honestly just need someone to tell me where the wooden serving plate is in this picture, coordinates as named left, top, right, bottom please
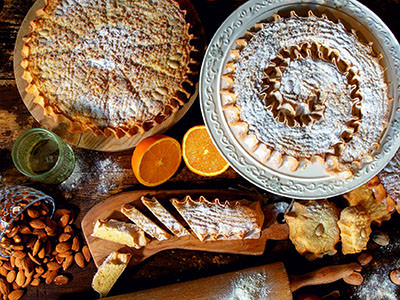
left=13, top=0, right=205, bottom=152
left=81, top=189, right=289, bottom=268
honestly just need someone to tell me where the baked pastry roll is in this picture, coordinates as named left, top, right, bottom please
left=170, top=196, right=264, bottom=241
left=338, top=206, right=372, bottom=254
left=121, top=204, right=171, bottom=241
left=92, top=251, right=131, bottom=298
left=285, top=200, right=340, bottom=260
left=141, top=196, right=190, bottom=237
left=378, top=150, right=400, bottom=214
left=222, top=10, right=391, bottom=179
left=344, top=176, right=394, bottom=225
left=92, top=219, right=148, bottom=249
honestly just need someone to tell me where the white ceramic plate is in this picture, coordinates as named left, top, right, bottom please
left=200, top=0, right=400, bottom=199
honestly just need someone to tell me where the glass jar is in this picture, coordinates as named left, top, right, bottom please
left=12, top=128, right=75, bottom=184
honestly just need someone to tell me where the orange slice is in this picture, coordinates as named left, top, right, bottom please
left=182, top=125, right=229, bottom=176
left=132, top=135, right=182, bottom=186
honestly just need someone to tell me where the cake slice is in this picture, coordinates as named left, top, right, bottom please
left=141, top=196, right=190, bottom=237
left=92, top=219, right=148, bottom=249
left=170, top=196, right=264, bottom=241
left=121, top=204, right=171, bottom=241
left=92, top=251, right=131, bottom=297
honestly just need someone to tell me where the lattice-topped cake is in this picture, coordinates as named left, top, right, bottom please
left=221, top=11, right=391, bottom=179
left=21, top=0, right=200, bottom=138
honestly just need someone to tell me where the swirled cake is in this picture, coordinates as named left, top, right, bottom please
left=221, top=11, right=391, bottom=179
left=21, top=0, right=201, bottom=138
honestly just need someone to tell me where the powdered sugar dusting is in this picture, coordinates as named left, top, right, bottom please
left=60, top=151, right=124, bottom=195
left=351, top=235, right=400, bottom=300
left=220, top=270, right=272, bottom=300
left=232, top=14, right=389, bottom=163
left=378, top=150, right=400, bottom=204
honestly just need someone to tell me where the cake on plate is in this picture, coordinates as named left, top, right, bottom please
left=21, top=0, right=201, bottom=138
left=221, top=11, right=391, bottom=179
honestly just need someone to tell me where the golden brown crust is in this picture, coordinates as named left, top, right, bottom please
left=285, top=200, right=340, bottom=260
left=21, top=0, right=201, bottom=138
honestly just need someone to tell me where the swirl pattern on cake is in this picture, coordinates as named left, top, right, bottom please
left=221, top=11, right=391, bottom=179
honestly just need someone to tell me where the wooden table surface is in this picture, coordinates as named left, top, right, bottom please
left=1, top=0, right=400, bottom=299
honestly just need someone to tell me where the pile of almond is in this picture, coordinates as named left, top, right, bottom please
left=0, top=201, right=91, bottom=300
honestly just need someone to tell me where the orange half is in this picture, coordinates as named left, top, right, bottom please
left=132, top=135, right=182, bottom=186
left=182, top=125, right=229, bottom=176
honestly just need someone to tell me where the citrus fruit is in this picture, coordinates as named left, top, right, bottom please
left=132, top=135, right=181, bottom=186
left=182, top=125, right=229, bottom=176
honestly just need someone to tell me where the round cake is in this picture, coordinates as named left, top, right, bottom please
left=221, top=11, right=391, bottom=180
left=21, top=0, right=200, bottom=138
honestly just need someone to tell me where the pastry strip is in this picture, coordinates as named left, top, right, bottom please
left=92, top=219, right=148, bottom=249
left=141, top=196, right=190, bottom=237
left=121, top=204, right=171, bottom=241
left=170, top=196, right=264, bottom=241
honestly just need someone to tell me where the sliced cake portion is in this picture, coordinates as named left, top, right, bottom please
left=92, top=219, right=148, bottom=249
left=121, top=204, right=171, bottom=241
left=170, top=196, right=264, bottom=241
left=141, top=196, right=190, bottom=237
left=92, top=251, right=131, bottom=298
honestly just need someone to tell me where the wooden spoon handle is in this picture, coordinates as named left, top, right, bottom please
left=289, top=262, right=361, bottom=292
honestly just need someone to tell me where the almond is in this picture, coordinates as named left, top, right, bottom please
left=27, top=208, right=40, bottom=219
left=54, top=209, right=72, bottom=219
left=2, top=262, right=12, bottom=271
left=0, top=266, right=7, bottom=277
left=55, top=242, right=71, bottom=253
left=12, top=251, right=25, bottom=259
left=29, top=219, right=46, bottom=229
left=10, top=256, right=15, bottom=269
left=8, top=289, right=24, bottom=300
left=64, top=225, right=73, bottom=234
left=19, top=225, right=31, bottom=235
left=358, top=253, right=373, bottom=266
left=59, top=215, right=70, bottom=228
left=21, top=257, right=33, bottom=274
left=55, top=255, right=64, bottom=265
left=71, top=237, right=80, bottom=252
left=32, top=239, right=40, bottom=257
left=82, top=245, right=91, bottom=263
left=47, top=262, right=61, bottom=271
left=34, top=266, right=44, bottom=278
left=343, top=272, right=363, bottom=286
left=0, top=278, right=10, bottom=296
left=45, top=270, right=58, bottom=285
left=54, top=275, right=69, bottom=285
left=58, top=233, right=71, bottom=243
left=74, top=252, right=85, bottom=268
left=11, top=282, right=19, bottom=290
left=33, top=229, right=47, bottom=241
left=14, top=258, right=23, bottom=269
left=58, top=251, right=73, bottom=258
left=390, top=269, right=400, bottom=285
left=15, top=270, right=25, bottom=287
left=22, top=274, right=32, bottom=288
left=28, top=253, right=41, bottom=265
left=62, top=255, right=73, bottom=271
left=30, top=278, right=40, bottom=287
left=37, top=247, right=45, bottom=259
left=6, top=271, right=16, bottom=283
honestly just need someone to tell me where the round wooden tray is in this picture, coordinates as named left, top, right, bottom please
left=13, top=0, right=203, bottom=152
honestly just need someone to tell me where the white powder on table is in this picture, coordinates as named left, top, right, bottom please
left=220, top=270, right=272, bottom=300
left=60, top=151, right=124, bottom=195
left=351, top=238, right=400, bottom=300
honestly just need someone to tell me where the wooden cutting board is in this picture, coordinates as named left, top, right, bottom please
left=81, top=189, right=289, bottom=267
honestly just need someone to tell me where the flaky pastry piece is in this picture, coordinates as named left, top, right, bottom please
left=337, top=206, right=372, bottom=255
left=121, top=204, right=171, bottom=241
left=92, top=251, right=131, bottom=298
left=378, top=150, right=400, bottom=214
left=221, top=11, right=391, bottom=179
left=170, top=196, right=264, bottom=241
left=344, top=176, right=395, bottom=225
left=285, top=200, right=340, bottom=260
left=141, top=196, right=190, bottom=237
left=92, top=219, right=148, bottom=249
